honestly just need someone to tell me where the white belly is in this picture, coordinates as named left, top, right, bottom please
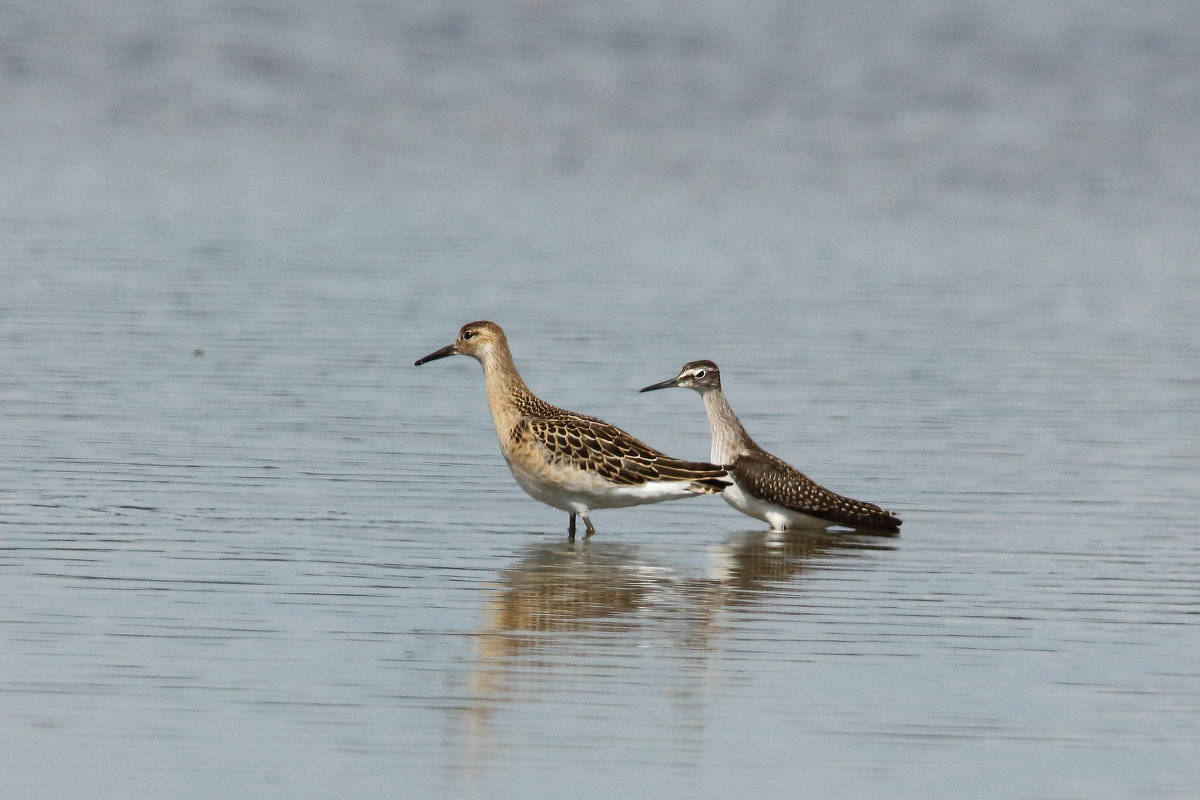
left=507, top=458, right=701, bottom=513
left=722, top=481, right=833, bottom=532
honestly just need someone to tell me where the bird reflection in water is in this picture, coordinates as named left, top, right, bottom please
left=454, top=529, right=895, bottom=763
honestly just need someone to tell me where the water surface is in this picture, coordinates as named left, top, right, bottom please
left=2, top=2, right=1198, bottom=798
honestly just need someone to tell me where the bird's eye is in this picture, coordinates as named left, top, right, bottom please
left=462, top=330, right=475, bottom=340
left=694, top=369, right=707, bottom=379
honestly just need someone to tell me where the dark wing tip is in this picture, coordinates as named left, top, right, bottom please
left=692, top=473, right=733, bottom=493
left=854, top=511, right=902, bottom=535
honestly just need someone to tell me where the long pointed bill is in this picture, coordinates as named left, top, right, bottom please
left=414, top=343, right=457, bottom=366
left=639, top=376, right=681, bottom=393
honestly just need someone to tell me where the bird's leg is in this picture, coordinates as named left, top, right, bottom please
left=581, top=512, right=596, bottom=539
left=567, top=513, right=577, bottom=542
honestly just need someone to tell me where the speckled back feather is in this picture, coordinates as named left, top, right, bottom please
left=734, top=451, right=901, bottom=532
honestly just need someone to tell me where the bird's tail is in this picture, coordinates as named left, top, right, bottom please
left=690, top=474, right=733, bottom=494
left=658, top=459, right=731, bottom=494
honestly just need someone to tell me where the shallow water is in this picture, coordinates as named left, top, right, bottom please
left=2, top=2, right=1199, bottom=798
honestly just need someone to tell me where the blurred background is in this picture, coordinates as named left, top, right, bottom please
left=2, top=2, right=1197, bottom=799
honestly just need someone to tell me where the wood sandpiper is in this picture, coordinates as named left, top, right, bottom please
left=641, top=360, right=901, bottom=534
left=415, top=323, right=731, bottom=540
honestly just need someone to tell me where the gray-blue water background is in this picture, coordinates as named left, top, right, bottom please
left=2, top=2, right=1197, bottom=798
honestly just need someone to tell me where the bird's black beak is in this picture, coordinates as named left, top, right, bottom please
left=414, top=343, right=457, bottom=366
left=639, top=376, right=681, bottom=393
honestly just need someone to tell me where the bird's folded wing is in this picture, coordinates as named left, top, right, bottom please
left=520, top=415, right=726, bottom=486
left=734, top=450, right=901, bottom=530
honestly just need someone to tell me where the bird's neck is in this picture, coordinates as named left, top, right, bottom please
left=702, top=389, right=756, bottom=464
left=479, top=345, right=542, bottom=439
